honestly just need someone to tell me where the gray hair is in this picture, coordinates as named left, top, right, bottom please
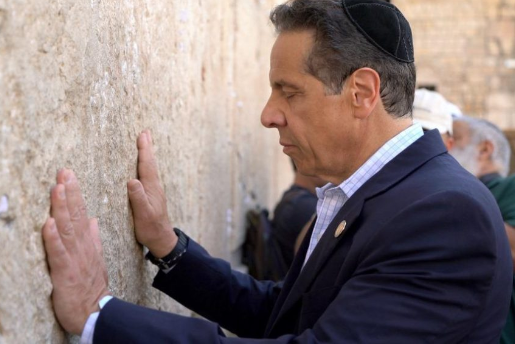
left=455, top=116, right=511, bottom=177
left=269, top=0, right=416, bottom=118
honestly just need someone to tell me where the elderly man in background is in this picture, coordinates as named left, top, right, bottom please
left=450, top=115, right=515, bottom=344
left=412, top=88, right=456, bottom=150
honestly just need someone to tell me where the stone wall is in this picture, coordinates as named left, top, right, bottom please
left=395, top=0, right=515, bottom=129
left=0, top=1, right=289, bottom=342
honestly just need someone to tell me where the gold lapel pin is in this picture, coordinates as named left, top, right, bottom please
left=334, top=220, right=347, bottom=238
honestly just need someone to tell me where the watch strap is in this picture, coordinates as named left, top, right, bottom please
left=145, top=228, right=188, bottom=271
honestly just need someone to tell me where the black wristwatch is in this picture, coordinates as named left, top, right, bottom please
left=145, top=228, right=188, bottom=270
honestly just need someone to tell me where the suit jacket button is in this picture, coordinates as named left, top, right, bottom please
left=334, top=220, right=347, bottom=238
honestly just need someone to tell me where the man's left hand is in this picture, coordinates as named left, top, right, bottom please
left=42, top=169, right=110, bottom=335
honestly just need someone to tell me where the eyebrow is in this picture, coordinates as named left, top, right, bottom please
left=272, top=79, right=302, bottom=90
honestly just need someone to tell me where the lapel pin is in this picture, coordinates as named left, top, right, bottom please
left=334, top=220, right=347, bottom=238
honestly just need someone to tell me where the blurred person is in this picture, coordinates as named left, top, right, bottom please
left=412, top=88, right=455, bottom=150
left=450, top=115, right=515, bottom=344
left=446, top=100, right=463, bottom=118
left=42, top=1, right=512, bottom=343
left=270, top=159, right=326, bottom=279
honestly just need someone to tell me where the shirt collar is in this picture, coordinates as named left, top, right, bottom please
left=316, top=123, right=424, bottom=200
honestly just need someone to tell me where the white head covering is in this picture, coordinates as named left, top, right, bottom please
left=445, top=101, right=463, bottom=118
left=412, top=89, right=456, bottom=135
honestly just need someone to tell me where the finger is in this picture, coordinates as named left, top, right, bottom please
left=89, top=218, right=104, bottom=257
left=61, top=170, right=89, bottom=238
left=136, top=130, right=161, bottom=188
left=51, top=184, right=78, bottom=251
left=42, top=218, right=71, bottom=271
left=127, top=179, right=150, bottom=215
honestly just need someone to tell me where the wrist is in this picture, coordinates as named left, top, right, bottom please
left=76, top=291, right=110, bottom=336
left=147, top=226, right=178, bottom=258
left=146, top=228, right=188, bottom=271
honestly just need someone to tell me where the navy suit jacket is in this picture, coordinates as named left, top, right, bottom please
left=94, top=130, right=512, bottom=343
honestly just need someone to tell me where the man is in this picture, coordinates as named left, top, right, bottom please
left=412, top=88, right=455, bottom=150
left=42, top=1, right=512, bottom=343
left=450, top=115, right=515, bottom=344
left=269, top=159, right=325, bottom=279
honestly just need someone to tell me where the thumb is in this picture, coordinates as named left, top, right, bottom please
left=127, top=179, right=150, bottom=215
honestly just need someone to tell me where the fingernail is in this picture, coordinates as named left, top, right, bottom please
left=140, top=132, right=147, bottom=144
left=64, top=170, right=72, bottom=183
left=128, top=180, right=140, bottom=192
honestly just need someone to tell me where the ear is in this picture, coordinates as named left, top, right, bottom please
left=347, top=68, right=381, bottom=119
left=444, top=134, right=454, bottom=151
left=478, top=140, right=494, bottom=161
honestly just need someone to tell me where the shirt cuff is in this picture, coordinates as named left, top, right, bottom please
left=80, top=295, right=113, bottom=344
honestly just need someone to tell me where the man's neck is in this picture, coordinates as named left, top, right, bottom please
left=328, top=117, right=414, bottom=185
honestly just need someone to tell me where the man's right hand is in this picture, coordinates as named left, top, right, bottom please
left=127, top=130, right=178, bottom=258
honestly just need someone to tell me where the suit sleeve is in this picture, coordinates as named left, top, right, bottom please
left=152, top=238, right=281, bottom=338
left=93, top=191, right=512, bottom=343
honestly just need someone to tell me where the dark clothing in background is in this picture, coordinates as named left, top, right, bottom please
left=480, top=173, right=515, bottom=227
left=480, top=173, right=515, bottom=344
left=271, top=185, right=317, bottom=274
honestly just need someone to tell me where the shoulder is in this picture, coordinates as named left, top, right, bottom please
left=365, top=156, right=505, bottom=250
left=396, top=153, right=499, bottom=210
left=360, top=189, right=505, bottom=275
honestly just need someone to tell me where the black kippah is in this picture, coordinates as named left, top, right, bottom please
left=342, top=0, right=414, bottom=63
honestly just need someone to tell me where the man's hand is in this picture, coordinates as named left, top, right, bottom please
left=128, top=130, right=178, bottom=258
left=42, top=169, right=110, bottom=335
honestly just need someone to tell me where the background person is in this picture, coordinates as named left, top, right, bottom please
left=412, top=88, right=455, bottom=150
left=450, top=115, right=515, bottom=344
left=269, top=159, right=325, bottom=279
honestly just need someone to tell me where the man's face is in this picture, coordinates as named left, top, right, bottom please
left=261, top=30, right=359, bottom=183
left=450, top=121, right=480, bottom=175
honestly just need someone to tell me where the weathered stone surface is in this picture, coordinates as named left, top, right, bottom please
left=0, top=0, right=289, bottom=342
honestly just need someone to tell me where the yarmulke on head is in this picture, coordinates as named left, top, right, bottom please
left=342, top=0, right=414, bottom=63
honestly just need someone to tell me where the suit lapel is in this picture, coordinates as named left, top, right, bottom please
left=265, top=130, right=448, bottom=336
left=264, top=222, right=315, bottom=335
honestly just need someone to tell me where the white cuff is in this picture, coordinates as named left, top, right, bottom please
left=80, top=295, right=113, bottom=344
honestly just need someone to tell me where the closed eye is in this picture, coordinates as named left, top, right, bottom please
left=283, top=90, right=300, bottom=99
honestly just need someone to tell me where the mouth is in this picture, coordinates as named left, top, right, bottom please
left=280, top=141, right=296, bottom=154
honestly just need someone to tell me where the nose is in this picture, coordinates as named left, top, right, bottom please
left=261, top=95, right=287, bottom=128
